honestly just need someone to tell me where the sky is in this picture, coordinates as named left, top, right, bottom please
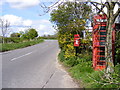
left=0, top=0, right=119, bottom=37
left=0, top=0, right=58, bottom=36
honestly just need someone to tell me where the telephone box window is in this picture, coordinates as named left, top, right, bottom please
left=100, top=47, right=105, bottom=51
left=100, top=37, right=106, bottom=40
left=100, top=26, right=106, bottom=30
left=100, top=42, right=105, bottom=45
left=100, top=57, right=105, bottom=60
left=97, top=62, right=105, bottom=65
left=100, top=52, right=105, bottom=55
left=100, top=32, right=106, bottom=35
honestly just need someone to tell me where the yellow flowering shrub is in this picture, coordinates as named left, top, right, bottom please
left=57, top=19, right=86, bottom=59
left=64, top=43, right=75, bottom=58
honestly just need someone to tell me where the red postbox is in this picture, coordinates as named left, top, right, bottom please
left=74, top=34, right=80, bottom=47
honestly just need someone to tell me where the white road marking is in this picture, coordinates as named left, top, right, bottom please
left=11, top=51, right=33, bottom=61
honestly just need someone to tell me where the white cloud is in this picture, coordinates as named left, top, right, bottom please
left=17, top=27, right=28, bottom=32
left=1, top=14, right=23, bottom=25
left=32, top=19, right=56, bottom=36
left=23, top=20, right=32, bottom=26
left=43, top=32, right=49, bottom=35
left=0, top=14, right=56, bottom=36
left=39, top=24, right=46, bottom=30
left=1, top=14, right=32, bottom=26
left=5, top=0, right=40, bottom=9
left=0, top=14, right=33, bottom=36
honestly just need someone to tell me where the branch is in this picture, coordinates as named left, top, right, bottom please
left=48, top=0, right=61, bottom=9
left=116, top=1, right=120, bottom=7
left=113, top=8, right=120, bottom=23
left=39, top=0, right=64, bottom=16
left=91, top=2, right=101, bottom=11
left=98, top=4, right=105, bottom=14
left=90, top=1, right=108, bottom=8
left=90, top=2, right=107, bottom=15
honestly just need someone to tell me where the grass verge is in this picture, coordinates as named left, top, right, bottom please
left=0, top=39, right=44, bottom=52
left=58, top=50, right=120, bottom=89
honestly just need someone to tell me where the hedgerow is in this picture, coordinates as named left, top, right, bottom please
left=0, top=39, right=44, bottom=52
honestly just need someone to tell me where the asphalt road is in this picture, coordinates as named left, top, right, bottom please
left=2, top=40, right=78, bottom=88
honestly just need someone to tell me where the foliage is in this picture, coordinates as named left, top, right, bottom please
left=86, top=64, right=120, bottom=88
left=27, top=28, right=38, bottom=39
left=38, top=34, right=57, bottom=40
left=0, top=39, right=44, bottom=52
left=51, top=1, right=120, bottom=88
left=58, top=50, right=120, bottom=88
left=21, top=28, right=38, bottom=40
left=1, top=28, right=39, bottom=44
left=2, top=37, right=22, bottom=43
left=10, top=33, right=21, bottom=37
left=115, top=31, right=120, bottom=64
left=51, top=2, right=92, bottom=58
left=0, top=37, right=2, bottom=43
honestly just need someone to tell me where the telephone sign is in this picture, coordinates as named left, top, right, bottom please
left=74, top=34, right=80, bottom=47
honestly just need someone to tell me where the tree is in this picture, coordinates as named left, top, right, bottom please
left=89, top=0, right=120, bottom=78
left=10, top=33, right=21, bottom=37
left=41, top=0, right=120, bottom=75
left=21, top=28, right=38, bottom=40
left=27, top=28, right=38, bottom=40
left=0, top=19, right=10, bottom=37
left=50, top=2, right=92, bottom=58
left=0, top=18, right=11, bottom=43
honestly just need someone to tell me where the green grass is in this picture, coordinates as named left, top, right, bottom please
left=0, top=39, right=44, bottom=52
left=58, top=50, right=120, bottom=89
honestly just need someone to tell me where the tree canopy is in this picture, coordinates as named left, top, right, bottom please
left=21, top=28, right=38, bottom=40
left=50, top=2, right=92, bottom=58
left=10, top=33, right=21, bottom=37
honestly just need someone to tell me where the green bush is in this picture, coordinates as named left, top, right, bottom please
left=0, top=37, right=3, bottom=43
left=58, top=50, right=66, bottom=62
left=88, top=65, right=120, bottom=88
left=115, top=48, right=120, bottom=65
left=58, top=50, right=120, bottom=89
left=63, top=57, right=78, bottom=67
left=12, top=37, right=22, bottom=43
left=2, top=37, right=22, bottom=43
left=1, top=39, right=44, bottom=52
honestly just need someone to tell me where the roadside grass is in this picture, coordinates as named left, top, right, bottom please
left=0, top=39, right=44, bottom=52
left=58, top=50, right=120, bottom=89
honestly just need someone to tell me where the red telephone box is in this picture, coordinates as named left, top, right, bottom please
left=92, top=14, right=115, bottom=70
left=74, top=34, right=80, bottom=47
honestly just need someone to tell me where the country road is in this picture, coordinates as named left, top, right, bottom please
left=2, top=40, right=78, bottom=88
